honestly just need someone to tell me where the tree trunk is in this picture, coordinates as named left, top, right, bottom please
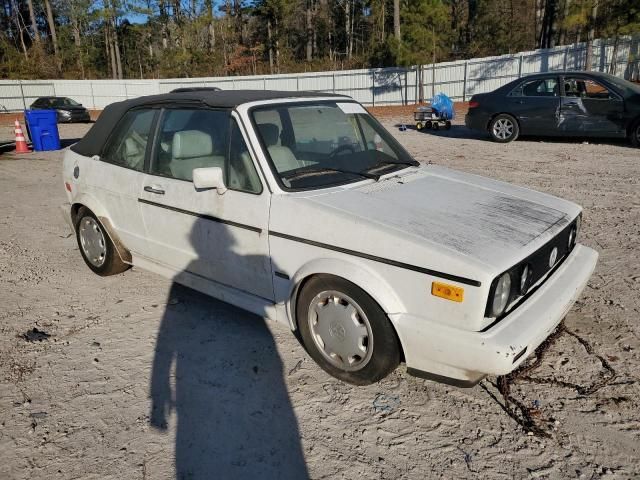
left=205, top=0, right=215, bottom=52
left=26, top=0, right=40, bottom=45
left=110, top=1, right=123, bottom=79
left=393, top=0, right=400, bottom=42
left=585, top=0, right=598, bottom=71
left=267, top=17, right=274, bottom=74
left=43, top=0, right=60, bottom=72
left=306, top=1, right=312, bottom=61
left=558, top=0, right=570, bottom=45
left=71, top=14, right=84, bottom=78
left=345, top=0, right=351, bottom=59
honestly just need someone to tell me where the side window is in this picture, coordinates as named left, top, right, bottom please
left=564, top=78, right=613, bottom=100
left=151, top=108, right=229, bottom=181
left=227, top=120, right=262, bottom=194
left=102, top=109, right=155, bottom=172
left=512, top=78, right=558, bottom=97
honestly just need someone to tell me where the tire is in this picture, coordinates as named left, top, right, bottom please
left=297, top=275, right=401, bottom=385
left=416, top=122, right=423, bottom=130
left=75, top=208, right=129, bottom=276
left=445, top=121, right=452, bottom=130
left=489, top=113, right=519, bottom=143
left=630, top=119, right=640, bottom=148
left=424, top=121, right=432, bottom=130
left=432, top=122, right=440, bottom=131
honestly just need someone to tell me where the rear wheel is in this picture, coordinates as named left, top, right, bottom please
left=445, top=121, right=452, bottom=130
left=424, top=120, right=433, bottom=130
left=489, top=113, right=519, bottom=143
left=432, top=122, right=440, bottom=131
left=297, top=275, right=400, bottom=385
left=75, top=208, right=129, bottom=276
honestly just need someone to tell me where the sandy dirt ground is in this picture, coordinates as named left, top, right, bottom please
left=1, top=116, right=639, bottom=480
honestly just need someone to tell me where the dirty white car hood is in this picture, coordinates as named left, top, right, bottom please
left=289, top=165, right=581, bottom=271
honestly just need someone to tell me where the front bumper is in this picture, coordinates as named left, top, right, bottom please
left=390, top=244, right=599, bottom=386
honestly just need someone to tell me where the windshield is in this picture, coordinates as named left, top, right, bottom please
left=251, top=101, right=418, bottom=190
left=51, top=97, right=80, bottom=107
left=599, top=73, right=640, bottom=96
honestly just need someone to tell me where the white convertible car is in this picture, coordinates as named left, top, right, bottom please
left=61, top=90, right=598, bottom=386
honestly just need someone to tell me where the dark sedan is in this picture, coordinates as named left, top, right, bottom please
left=30, top=96, right=91, bottom=123
left=465, top=71, right=640, bottom=147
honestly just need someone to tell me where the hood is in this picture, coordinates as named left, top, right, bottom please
left=289, top=165, right=580, bottom=271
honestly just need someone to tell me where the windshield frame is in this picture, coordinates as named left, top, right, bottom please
left=248, top=100, right=418, bottom=192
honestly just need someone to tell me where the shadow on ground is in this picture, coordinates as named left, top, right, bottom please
left=149, top=219, right=308, bottom=479
left=395, top=123, right=633, bottom=148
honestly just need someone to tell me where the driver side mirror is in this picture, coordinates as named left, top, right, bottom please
left=193, top=167, right=227, bottom=194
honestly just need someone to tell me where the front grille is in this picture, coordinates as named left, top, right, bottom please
left=484, top=216, right=579, bottom=322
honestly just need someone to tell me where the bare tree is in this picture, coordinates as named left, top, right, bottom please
left=43, top=0, right=60, bottom=72
left=26, top=0, right=40, bottom=45
left=394, top=0, right=400, bottom=42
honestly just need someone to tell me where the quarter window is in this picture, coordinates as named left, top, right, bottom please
left=102, top=109, right=155, bottom=172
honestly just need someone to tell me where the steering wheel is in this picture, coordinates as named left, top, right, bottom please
left=328, top=144, right=356, bottom=158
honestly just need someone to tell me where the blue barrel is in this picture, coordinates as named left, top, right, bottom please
left=24, top=109, right=61, bottom=151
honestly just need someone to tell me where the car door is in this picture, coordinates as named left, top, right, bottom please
left=81, top=107, right=156, bottom=254
left=506, top=76, right=561, bottom=135
left=138, top=107, right=273, bottom=301
left=559, top=76, right=626, bottom=136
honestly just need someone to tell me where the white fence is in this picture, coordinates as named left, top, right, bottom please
left=0, top=35, right=638, bottom=112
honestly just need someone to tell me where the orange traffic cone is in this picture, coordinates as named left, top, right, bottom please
left=14, top=119, right=30, bottom=154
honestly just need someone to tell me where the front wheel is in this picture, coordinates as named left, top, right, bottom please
left=297, top=275, right=400, bottom=385
left=630, top=120, right=640, bottom=148
left=489, top=113, right=519, bottom=143
left=75, top=208, right=129, bottom=276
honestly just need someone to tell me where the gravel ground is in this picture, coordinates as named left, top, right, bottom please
left=1, top=118, right=639, bottom=480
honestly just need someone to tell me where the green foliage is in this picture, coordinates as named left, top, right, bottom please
left=0, top=0, right=638, bottom=79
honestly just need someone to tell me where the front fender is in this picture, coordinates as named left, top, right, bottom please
left=285, top=257, right=406, bottom=331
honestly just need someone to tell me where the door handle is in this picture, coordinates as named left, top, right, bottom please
left=144, top=185, right=165, bottom=195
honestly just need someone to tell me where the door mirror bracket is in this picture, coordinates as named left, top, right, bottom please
left=193, top=167, right=227, bottom=194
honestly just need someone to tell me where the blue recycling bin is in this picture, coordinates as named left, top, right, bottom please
left=24, top=109, right=61, bottom=151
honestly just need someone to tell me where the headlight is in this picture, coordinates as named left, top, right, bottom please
left=491, top=272, right=512, bottom=317
left=568, top=216, right=581, bottom=249
left=520, top=264, right=530, bottom=295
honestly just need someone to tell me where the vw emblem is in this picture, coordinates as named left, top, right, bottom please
left=329, top=321, right=346, bottom=341
left=549, top=247, right=558, bottom=268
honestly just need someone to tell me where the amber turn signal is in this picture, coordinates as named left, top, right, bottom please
left=431, top=282, right=464, bottom=302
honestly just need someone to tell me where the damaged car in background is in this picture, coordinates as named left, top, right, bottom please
left=465, top=71, right=640, bottom=146
left=61, top=89, right=598, bottom=387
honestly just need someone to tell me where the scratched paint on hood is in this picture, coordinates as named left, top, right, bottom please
left=307, top=167, right=571, bottom=266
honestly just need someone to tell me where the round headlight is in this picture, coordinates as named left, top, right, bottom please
left=568, top=227, right=576, bottom=249
left=520, top=264, right=530, bottom=295
left=491, top=272, right=512, bottom=317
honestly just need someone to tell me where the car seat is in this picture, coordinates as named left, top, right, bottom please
left=170, top=130, right=224, bottom=181
left=258, top=123, right=304, bottom=173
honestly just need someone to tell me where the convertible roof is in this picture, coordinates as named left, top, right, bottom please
left=71, top=90, right=348, bottom=157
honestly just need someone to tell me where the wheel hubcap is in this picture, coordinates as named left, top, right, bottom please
left=493, top=118, right=514, bottom=139
left=79, top=217, right=107, bottom=267
left=308, top=291, right=373, bottom=371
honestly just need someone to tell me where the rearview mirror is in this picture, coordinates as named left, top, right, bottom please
left=193, top=167, right=227, bottom=194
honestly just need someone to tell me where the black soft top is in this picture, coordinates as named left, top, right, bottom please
left=71, top=89, right=348, bottom=157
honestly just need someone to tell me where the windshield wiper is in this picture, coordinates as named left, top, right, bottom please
left=283, top=166, right=381, bottom=182
left=364, top=159, right=418, bottom=174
